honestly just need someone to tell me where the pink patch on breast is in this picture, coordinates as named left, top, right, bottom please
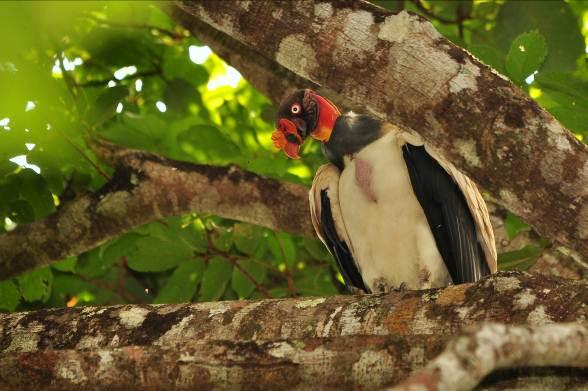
left=354, top=157, right=377, bottom=203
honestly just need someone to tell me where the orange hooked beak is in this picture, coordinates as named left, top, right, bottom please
left=272, top=118, right=303, bottom=159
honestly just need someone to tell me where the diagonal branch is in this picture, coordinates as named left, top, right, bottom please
left=170, top=0, right=588, bottom=260
left=0, top=139, right=313, bottom=280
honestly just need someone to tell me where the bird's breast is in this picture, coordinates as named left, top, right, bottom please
left=338, top=132, right=451, bottom=291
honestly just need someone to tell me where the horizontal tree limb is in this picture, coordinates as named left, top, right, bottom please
left=173, top=0, right=588, bottom=259
left=2, top=334, right=587, bottom=390
left=1, top=272, right=587, bottom=389
left=0, top=140, right=313, bottom=280
left=2, top=272, right=585, bottom=352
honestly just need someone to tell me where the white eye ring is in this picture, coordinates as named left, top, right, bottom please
left=291, top=104, right=301, bottom=114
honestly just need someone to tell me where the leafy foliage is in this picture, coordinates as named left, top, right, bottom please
left=505, top=31, right=547, bottom=86
left=0, top=1, right=586, bottom=311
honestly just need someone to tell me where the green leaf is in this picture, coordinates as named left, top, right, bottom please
left=267, top=232, right=296, bottom=267
left=98, top=113, right=166, bottom=151
left=504, top=213, right=531, bottom=240
left=505, top=31, right=547, bottom=85
left=154, top=259, right=204, bottom=304
left=547, top=107, right=588, bottom=136
left=210, top=226, right=233, bottom=252
left=468, top=44, right=505, bottom=74
left=7, top=199, right=35, bottom=224
left=176, top=124, right=241, bottom=164
left=76, top=247, right=111, bottom=278
left=295, top=266, right=338, bottom=296
left=0, top=170, right=54, bottom=222
left=162, top=47, right=209, bottom=87
left=163, top=78, right=201, bottom=115
left=15, top=169, right=54, bottom=219
left=17, top=266, right=53, bottom=302
left=535, top=72, right=588, bottom=103
left=52, top=256, right=77, bottom=272
left=498, top=245, right=541, bottom=270
left=0, top=280, right=20, bottom=311
left=0, top=178, right=19, bottom=213
left=494, top=0, right=583, bottom=73
left=303, top=238, right=331, bottom=261
left=233, top=223, right=262, bottom=255
left=83, top=28, right=159, bottom=69
left=88, top=85, right=129, bottom=127
left=102, top=233, right=141, bottom=264
left=182, top=218, right=208, bottom=253
left=127, top=236, right=193, bottom=272
left=231, top=259, right=267, bottom=298
left=199, top=256, right=232, bottom=302
left=534, top=72, right=588, bottom=135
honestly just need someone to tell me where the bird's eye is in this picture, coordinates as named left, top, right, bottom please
left=291, top=104, right=301, bottom=114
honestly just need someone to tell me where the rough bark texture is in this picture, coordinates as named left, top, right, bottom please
left=1, top=272, right=587, bottom=390
left=391, top=323, right=588, bottom=391
left=172, top=0, right=588, bottom=260
left=0, top=141, right=312, bottom=280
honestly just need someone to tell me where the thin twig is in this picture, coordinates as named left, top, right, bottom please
left=62, top=136, right=111, bottom=180
left=204, top=229, right=273, bottom=298
left=228, top=256, right=273, bottom=299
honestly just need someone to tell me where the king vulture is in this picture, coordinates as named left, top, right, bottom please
left=272, top=89, right=496, bottom=293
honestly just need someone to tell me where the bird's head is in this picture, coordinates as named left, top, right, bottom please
left=272, top=89, right=340, bottom=159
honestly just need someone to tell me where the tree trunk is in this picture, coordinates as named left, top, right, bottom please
left=1, top=272, right=587, bottom=389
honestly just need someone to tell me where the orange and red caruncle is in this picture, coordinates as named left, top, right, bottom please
left=272, top=89, right=340, bottom=159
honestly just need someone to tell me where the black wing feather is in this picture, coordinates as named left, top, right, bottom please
left=402, top=145, right=490, bottom=283
left=319, top=190, right=368, bottom=292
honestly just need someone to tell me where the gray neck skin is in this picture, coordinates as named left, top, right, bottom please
left=322, top=113, right=383, bottom=170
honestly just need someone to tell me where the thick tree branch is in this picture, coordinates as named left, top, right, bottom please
left=391, top=322, right=588, bottom=391
left=0, top=140, right=312, bottom=280
left=1, top=272, right=587, bottom=389
left=171, top=0, right=588, bottom=259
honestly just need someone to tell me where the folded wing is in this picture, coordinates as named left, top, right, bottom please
left=309, top=164, right=368, bottom=292
left=401, top=139, right=497, bottom=283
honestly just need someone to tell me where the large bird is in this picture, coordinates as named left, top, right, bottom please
left=272, top=89, right=496, bottom=293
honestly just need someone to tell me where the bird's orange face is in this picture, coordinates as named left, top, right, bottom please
left=272, top=89, right=340, bottom=159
